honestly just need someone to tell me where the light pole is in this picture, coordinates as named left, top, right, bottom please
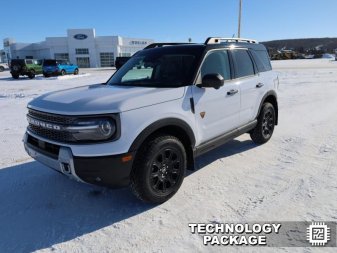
left=238, top=0, right=242, bottom=38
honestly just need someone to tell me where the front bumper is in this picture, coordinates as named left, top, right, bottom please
left=23, top=132, right=134, bottom=188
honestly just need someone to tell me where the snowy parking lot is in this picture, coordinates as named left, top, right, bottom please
left=1, top=59, right=337, bottom=252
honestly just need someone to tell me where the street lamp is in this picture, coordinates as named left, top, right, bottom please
left=238, top=0, right=242, bottom=38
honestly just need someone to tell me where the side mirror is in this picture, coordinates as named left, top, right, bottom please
left=198, top=73, right=225, bottom=89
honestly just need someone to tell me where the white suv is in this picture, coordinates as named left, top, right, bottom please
left=24, top=37, right=279, bottom=203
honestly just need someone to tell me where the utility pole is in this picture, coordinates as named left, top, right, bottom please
left=238, top=0, right=242, bottom=38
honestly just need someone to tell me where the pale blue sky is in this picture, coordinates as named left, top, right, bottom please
left=1, top=0, right=336, bottom=45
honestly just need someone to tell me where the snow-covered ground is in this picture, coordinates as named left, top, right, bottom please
left=0, top=59, right=337, bottom=252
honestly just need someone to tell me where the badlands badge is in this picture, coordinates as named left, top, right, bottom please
left=307, top=222, right=330, bottom=246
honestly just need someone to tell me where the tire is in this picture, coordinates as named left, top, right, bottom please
left=28, top=70, right=35, bottom=79
left=61, top=70, right=66, bottom=76
left=130, top=135, right=187, bottom=203
left=12, top=65, right=21, bottom=72
left=0, top=66, right=4, bottom=72
left=73, top=68, right=79, bottom=75
left=11, top=74, right=19, bottom=79
left=43, top=73, right=49, bottom=78
left=250, top=102, right=275, bottom=144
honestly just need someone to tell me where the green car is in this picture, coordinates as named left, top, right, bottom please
left=10, top=59, right=43, bottom=79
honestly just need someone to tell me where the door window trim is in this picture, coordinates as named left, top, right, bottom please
left=194, top=48, right=234, bottom=85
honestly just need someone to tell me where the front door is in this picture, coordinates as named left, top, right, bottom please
left=192, top=49, right=240, bottom=143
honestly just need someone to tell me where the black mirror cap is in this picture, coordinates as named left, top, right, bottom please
left=199, top=73, right=225, bottom=89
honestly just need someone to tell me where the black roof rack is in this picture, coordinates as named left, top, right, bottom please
left=144, top=43, right=193, bottom=49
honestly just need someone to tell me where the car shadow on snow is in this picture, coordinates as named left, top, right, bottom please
left=0, top=161, right=153, bottom=252
left=0, top=138, right=256, bottom=252
left=192, top=139, right=257, bottom=173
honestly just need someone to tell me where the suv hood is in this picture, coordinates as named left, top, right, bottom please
left=28, top=84, right=186, bottom=115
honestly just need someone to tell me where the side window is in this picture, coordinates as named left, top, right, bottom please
left=231, top=50, right=255, bottom=78
left=251, top=50, right=272, bottom=72
left=201, top=50, right=231, bottom=80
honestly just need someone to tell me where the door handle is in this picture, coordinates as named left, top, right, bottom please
left=227, top=89, right=239, bottom=96
left=256, top=83, right=264, bottom=88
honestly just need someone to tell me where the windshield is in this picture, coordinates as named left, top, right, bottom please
left=107, top=46, right=204, bottom=87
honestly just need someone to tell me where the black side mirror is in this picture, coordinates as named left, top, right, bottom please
left=198, top=73, right=225, bottom=89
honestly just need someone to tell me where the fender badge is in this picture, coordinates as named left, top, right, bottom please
left=200, top=112, right=206, bottom=118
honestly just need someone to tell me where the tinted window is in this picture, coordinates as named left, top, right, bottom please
left=251, top=50, right=272, bottom=72
left=43, top=60, right=57, bottom=66
left=201, top=50, right=231, bottom=80
left=232, top=50, right=255, bottom=78
left=26, top=60, right=33, bottom=64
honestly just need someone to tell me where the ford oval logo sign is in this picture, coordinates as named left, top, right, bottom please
left=74, top=34, right=88, bottom=40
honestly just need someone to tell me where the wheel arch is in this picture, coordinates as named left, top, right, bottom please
left=129, top=118, right=196, bottom=170
left=257, top=91, right=278, bottom=125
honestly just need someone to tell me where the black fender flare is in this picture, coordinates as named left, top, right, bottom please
left=128, top=118, right=196, bottom=152
left=256, top=90, right=278, bottom=125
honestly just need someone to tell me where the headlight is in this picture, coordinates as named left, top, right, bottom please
left=66, top=118, right=116, bottom=141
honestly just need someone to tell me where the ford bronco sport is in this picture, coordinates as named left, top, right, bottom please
left=24, top=37, right=279, bottom=203
left=10, top=59, right=43, bottom=79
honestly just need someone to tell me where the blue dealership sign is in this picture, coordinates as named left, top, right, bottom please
left=73, top=34, right=88, bottom=40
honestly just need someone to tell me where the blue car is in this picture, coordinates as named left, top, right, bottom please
left=43, top=59, right=79, bottom=77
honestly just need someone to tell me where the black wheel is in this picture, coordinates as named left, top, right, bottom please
left=0, top=66, right=4, bottom=72
left=250, top=102, right=275, bottom=144
left=11, top=74, right=19, bottom=79
left=73, top=68, right=79, bottom=75
left=28, top=70, right=35, bottom=79
left=61, top=70, right=66, bottom=76
left=130, top=135, right=187, bottom=203
left=43, top=73, right=49, bottom=78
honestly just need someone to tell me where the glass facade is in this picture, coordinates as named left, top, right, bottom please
left=75, top=48, right=89, bottom=55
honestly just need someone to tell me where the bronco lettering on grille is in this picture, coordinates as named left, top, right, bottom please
left=27, top=116, right=62, bottom=131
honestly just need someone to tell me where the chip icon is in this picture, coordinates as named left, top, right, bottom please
left=306, top=222, right=330, bottom=246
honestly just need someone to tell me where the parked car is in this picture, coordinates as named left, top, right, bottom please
left=43, top=59, right=79, bottom=77
left=115, top=57, right=131, bottom=70
left=0, top=63, right=8, bottom=72
left=10, top=59, right=43, bottom=79
left=24, top=37, right=279, bottom=203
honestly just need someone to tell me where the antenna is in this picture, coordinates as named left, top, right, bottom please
left=238, top=0, right=242, bottom=38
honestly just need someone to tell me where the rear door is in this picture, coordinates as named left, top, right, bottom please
left=192, top=49, right=241, bottom=143
left=230, top=49, right=263, bottom=125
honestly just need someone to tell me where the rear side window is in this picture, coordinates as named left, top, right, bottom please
left=201, top=50, right=231, bottom=80
left=231, top=50, right=255, bottom=78
left=251, top=50, right=272, bottom=72
left=43, top=60, right=57, bottom=66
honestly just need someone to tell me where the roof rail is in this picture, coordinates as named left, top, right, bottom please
left=144, top=43, right=192, bottom=49
left=205, top=37, right=258, bottom=45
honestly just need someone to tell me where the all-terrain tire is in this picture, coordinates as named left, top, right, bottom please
left=11, top=74, right=19, bottom=79
left=28, top=70, right=35, bottom=79
left=250, top=102, right=275, bottom=144
left=74, top=68, right=79, bottom=75
left=130, top=135, right=187, bottom=204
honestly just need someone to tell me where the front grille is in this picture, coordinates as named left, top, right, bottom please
left=28, top=109, right=76, bottom=124
left=27, top=109, right=76, bottom=143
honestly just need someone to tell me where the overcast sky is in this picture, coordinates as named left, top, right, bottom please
left=1, top=0, right=336, bottom=45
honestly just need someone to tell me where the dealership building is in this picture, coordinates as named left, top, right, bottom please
left=1, top=29, right=154, bottom=67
